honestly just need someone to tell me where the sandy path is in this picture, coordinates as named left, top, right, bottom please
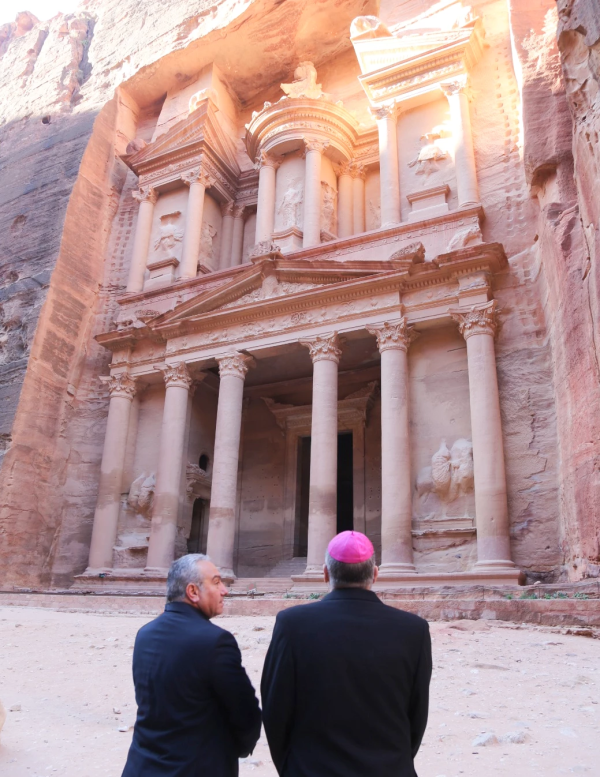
left=0, top=606, right=598, bottom=776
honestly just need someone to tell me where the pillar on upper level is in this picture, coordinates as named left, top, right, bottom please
left=230, top=205, right=245, bottom=266
left=336, top=163, right=353, bottom=239
left=87, top=373, right=137, bottom=571
left=451, top=301, right=514, bottom=570
left=441, top=76, right=480, bottom=207
left=127, top=187, right=157, bottom=293
left=146, top=363, right=197, bottom=572
left=180, top=167, right=214, bottom=280
left=255, top=151, right=280, bottom=244
left=367, top=320, right=417, bottom=575
left=350, top=162, right=366, bottom=234
left=206, top=352, right=255, bottom=580
left=219, top=202, right=235, bottom=270
left=299, top=332, right=342, bottom=577
left=303, top=139, right=329, bottom=248
left=373, top=104, right=401, bottom=228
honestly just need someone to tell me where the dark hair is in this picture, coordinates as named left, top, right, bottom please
left=325, top=551, right=375, bottom=588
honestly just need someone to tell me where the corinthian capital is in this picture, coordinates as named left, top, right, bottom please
left=221, top=201, right=235, bottom=217
left=371, top=103, right=396, bottom=121
left=440, top=75, right=469, bottom=97
left=181, top=166, right=215, bottom=188
left=303, top=138, right=329, bottom=155
left=299, top=332, right=342, bottom=364
left=451, top=300, right=500, bottom=340
left=132, top=186, right=157, bottom=205
left=349, top=161, right=366, bottom=180
left=232, top=203, right=245, bottom=219
left=159, top=362, right=193, bottom=389
left=366, top=319, right=418, bottom=352
left=255, top=150, right=281, bottom=171
left=106, top=372, right=136, bottom=399
left=217, top=352, right=255, bottom=379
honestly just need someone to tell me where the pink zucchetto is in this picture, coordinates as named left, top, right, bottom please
left=327, top=531, right=374, bottom=564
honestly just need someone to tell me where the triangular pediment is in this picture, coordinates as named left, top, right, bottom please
left=148, top=258, right=397, bottom=331
left=123, top=97, right=239, bottom=176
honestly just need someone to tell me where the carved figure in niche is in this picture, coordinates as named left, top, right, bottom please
left=447, top=224, right=483, bottom=251
left=280, top=62, right=325, bottom=100
left=321, top=181, right=337, bottom=235
left=278, top=179, right=304, bottom=229
left=350, top=16, right=392, bottom=39
left=198, top=222, right=217, bottom=266
left=416, top=439, right=474, bottom=512
left=408, top=126, right=451, bottom=176
left=127, top=472, right=156, bottom=515
left=154, top=212, right=184, bottom=259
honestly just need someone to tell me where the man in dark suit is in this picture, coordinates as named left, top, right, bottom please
left=122, top=554, right=261, bottom=777
left=261, top=531, right=432, bottom=777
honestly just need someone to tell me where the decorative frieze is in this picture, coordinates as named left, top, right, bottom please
left=367, top=319, right=418, bottom=352
left=451, top=300, right=500, bottom=339
left=217, top=352, right=255, bottom=379
left=299, top=332, right=342, bottom=363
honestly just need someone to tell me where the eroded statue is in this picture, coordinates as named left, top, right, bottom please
left=280, top=62, right=324, bottom=100
left=154, top=212, right=184, bottom=259
left=127, top=472, right=156, bottom=515
left=416, top=439, right=474, bottom=503
left=278, top=180, right=304, bottom=228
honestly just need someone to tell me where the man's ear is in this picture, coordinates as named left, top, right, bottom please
left=373, top=565, right=379, bottom=583
left=186, top=581, right=201, bottom=604
left=323, top=564, right=330, bottom=583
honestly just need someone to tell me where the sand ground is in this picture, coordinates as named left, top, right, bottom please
left=0, top=605, right=598, bottom=776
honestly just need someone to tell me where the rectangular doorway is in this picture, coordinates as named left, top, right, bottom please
left=295, top=432, right=354, bottom=554
left=188, top=498, right=208, bottom=554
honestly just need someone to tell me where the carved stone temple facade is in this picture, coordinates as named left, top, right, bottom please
left=1, top=0, right=599, bottom=591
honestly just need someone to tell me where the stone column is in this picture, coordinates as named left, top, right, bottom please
left=255, top=151, right=279, bottom=244
left=219, top=202, right=235, bottom=270
left=180, top=168, right=214, bottom=280
left=299, top=333, right=342, bottom=576
left=87, top=373, right=137, bottom=571
left=351, top=162, right=366, bottom=234
left=126, top=187, right=157, bottom=293
left=146, top=363, right=195, bottom=572
left=451, top=301, right=514, bottom=570
left=441, top=77, right=480, bottom=207
left=367, top=320, right=417, bottom=574
left=336, top=163, right=353, bottom=239
left=206, top=352, right=255, bottom=580
left=303, top=139, right=329, bottom=248
left=373, top=104, right=401, bottom=227
left=230, top=205, right=245, bottom=266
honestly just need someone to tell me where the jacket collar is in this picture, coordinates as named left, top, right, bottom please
left=164, top=600, right=210, bottom=620
left=321, top=587, right=382, bottom=604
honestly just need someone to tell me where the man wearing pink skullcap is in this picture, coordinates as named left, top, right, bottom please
left=261, top=531, right=431, bottom=777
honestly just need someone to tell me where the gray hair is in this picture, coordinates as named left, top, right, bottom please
left=325, top=551, right=376, bottom=589
left=166, top=554, right=210, bottom=602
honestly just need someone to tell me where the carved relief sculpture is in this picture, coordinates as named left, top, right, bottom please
left=153, top=211, right=184, bottom=260
left=320, top=181, right=337, bottom=235
left=415, top=438, right=475, bottom=518
left=278, top=179, right=304, bottom=229
left=127, top=472, right=156, bottom=515
left=280, top=62, right=325, bottom=100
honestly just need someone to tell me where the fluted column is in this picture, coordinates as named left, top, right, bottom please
left=127, top=187, right=157, bottom=293
left=451, top=301, right=514, bottom=570
left=230, top=205, right=245, bottom=266
left=373, top=104, right=401, bottom=227
left=219, top=202, right=235, bottom=270
left=350, top=162, right=366, bottom=234
left=146, top=363, right=195, bottom=572
left=299, top=333, right=341, bottom=576
left=336, top=163, right=353, bottom=238
left=303, top=139, right=328, bottom=248
left=180, top=168, right=214, bottom=279
left=255, top=151, right=279, bottom=243
left=367, top=320, right=417, bottom=574
left=441, top=77, right=480, bottom=207
left=87, top=373, right=137, bottom=571
left=206, top=353, right=255, bottom=580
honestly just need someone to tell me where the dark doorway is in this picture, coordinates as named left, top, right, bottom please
left=337, top=432, right=354, bottom=533
left=188, top=498, right=208, bottom=554
left=295, top=432, right=354, bottom=552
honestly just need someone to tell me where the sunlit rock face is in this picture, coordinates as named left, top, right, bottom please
left=0, top=0, right=597, bottom=590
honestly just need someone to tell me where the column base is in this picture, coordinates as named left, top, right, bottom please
left=473, top=559, right=516, bottom=572
left=378, top=562, right=417, bottom=578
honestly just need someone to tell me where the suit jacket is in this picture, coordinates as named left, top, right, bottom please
left=122, top=601, right=261, bottom=777
left=261, top=588, right=432, bottom=777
